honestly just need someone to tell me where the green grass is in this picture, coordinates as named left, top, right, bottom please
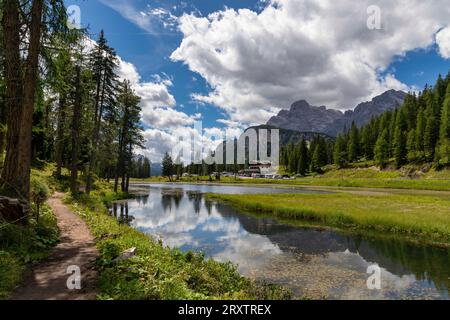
left=0, top=204, right=59, bottom=299
left=134, top=167, right=450, bottom=191
left=207, top=192, right=450, bottom=246
left=66, top=189, right=291, bottom=300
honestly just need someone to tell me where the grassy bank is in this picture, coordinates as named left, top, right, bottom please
left=132, top=168, right=450, bottom=191
left=66, top=188, right=291, bottom=300
left=207, top=192, right=450, bottom=246
left=0, top=162, right=60, bottom=299
left=0, top=204, right=59, bottom=299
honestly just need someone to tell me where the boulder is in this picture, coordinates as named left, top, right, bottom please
left=0, top=196, right=30, bottom=224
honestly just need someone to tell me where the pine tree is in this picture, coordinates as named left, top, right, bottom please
left=162, top=153, right=174, bottom=181
left=310, top=136, right=327, bottom=173
left=114, top=81, right=143, bottom=192
left=333, top=134, right=348, bottom=168
left=424, top=114, right=438, bottom=162
left=297, top=139, right=309, bottom=175
left=347, top=122, right=360, bottom=162
left=86, top=30, right=119, bottom=194
left=393, top=110, right=407, bottom=168
left=406, top=129, right=417, bottom=163
left=436, top=82, right=450, bottom=165
left=424, top=89, right=439, bottom=162
left=415, top=106, right=426, bottom=162
left=374, top=129, right=389, bottom=169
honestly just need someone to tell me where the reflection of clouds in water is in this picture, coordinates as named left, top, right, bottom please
left=128, top=191, right=282, bottom=273
left=164, top=233, right=200, bottom=248
left=131, top=198, right=210, bottom=234
left=325, top=251, right=438, bottom=300
left=213, top=234, right=283, bottom=274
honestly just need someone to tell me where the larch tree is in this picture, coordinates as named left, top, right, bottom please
left=86, top=30, right=119, bottom=194
left=1, top=0, right=67, bottom=203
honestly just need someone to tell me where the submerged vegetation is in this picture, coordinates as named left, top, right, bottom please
left=208, top=191, right=450, bottom=246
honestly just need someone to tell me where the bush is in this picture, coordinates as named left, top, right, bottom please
left=0, top=204, right=59, bottom=299
left=30, top=176, right=50, bottom=222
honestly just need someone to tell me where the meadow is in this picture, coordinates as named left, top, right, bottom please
left=207, top=191, right=450, bottom=246
left=132, top=168, right=450, bottom=191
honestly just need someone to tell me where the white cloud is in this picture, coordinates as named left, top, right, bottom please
left=171, top=0, right=450, bottom=124
left=436, top=26, right=450, bottom=59
left=84, top=35, right=204, bottom=163
left=99, top=0, right=157, bottom=34
left=99, top=0, right=179, bottom=34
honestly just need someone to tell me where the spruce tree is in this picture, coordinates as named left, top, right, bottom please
left=310, top=137, right=327, bottom=173
left=406, top=129, right=417, bottom=163
left=415, top=107, right=426, bottom=162
left=347, top=122, right=360, bottom=162
left=333, top=134, right=348, bottom=168
left=162, top=152, right=174, bottom=181
left=436, top=82, right=450, bottom=165
left=297, top=139, right=309, bottom=175
left=393, top=110, right=407, bottom=168
left=86, top=30, right=119, bottom=194
left=374, top=129, right=389, bottom=169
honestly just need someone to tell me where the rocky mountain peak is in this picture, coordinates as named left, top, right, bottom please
left=267, top=90, right=407, bottom=136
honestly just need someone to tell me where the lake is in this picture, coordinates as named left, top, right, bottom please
left=109, top=183, right=450, bottom=300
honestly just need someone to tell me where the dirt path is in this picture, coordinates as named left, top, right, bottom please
left=10, top=193, right=99, bottom=300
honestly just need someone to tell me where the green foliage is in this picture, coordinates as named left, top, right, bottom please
left=333, top=134, right=348, bottom=168
left=30, top=176, right=50, bottom=220
left=347, top=122, right=360, bottom=162
left=66, top=193, right=291, bottom=300
left=0, top=205, right=59, bottom=299
left=162, top=152, right=174, bottom=180
left=374, top=129, right=389, bottom=169
left=0, top=251, right=23, bottom=299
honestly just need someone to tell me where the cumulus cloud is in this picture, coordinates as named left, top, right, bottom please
left=116, top=53, right=228, bottom=164
left=436, top=26, right=450, bottom=59
left=82, top=35, right=204, bottom=163
left=171, top=0, right=450, bottom=123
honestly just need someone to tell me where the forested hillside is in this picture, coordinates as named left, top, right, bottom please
left=0, top=1, right=149, bottom=222
left=282, top=73, right=450, bottom=175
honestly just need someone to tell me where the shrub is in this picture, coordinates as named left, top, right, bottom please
left=30, top=176, right=50, bottom=222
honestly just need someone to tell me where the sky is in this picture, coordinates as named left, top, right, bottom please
left=65, top=0, right=450, bottom=163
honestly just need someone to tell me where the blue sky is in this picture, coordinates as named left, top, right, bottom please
left=64, top=0, right=450, bottom=161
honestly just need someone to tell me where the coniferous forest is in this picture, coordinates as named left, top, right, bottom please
left=0, top=1, right=150, bottom=222
left=280, top=73, right=450, bottom=174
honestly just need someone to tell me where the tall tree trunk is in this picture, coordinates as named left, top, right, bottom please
left=54, top=94, right=66, bottom=178
left=17, top=0, right=43, bottom=199
left=1, top=0, right=24, bottom=201
left=125, top=142, right=132, bottom=192
left=86, top=70, right=106, bottom=194
left=70, top=66, right=81, bottom=194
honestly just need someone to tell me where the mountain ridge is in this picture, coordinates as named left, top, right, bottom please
left=267, top=90, right=407, bottom=136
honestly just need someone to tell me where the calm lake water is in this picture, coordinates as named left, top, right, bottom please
left=110, top=183, right=450, bottom=300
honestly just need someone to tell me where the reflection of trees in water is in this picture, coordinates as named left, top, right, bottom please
left=204, top=199, right=213, bottom=216
left=212, top=201, right=450, bottom=293
left=110, top=202, right=135, bottom=226
left=135, top=194, right=149, bottom=206
left=187, top=191, right=202, bottom=214
left=161, top=189, right=184, bottom=212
